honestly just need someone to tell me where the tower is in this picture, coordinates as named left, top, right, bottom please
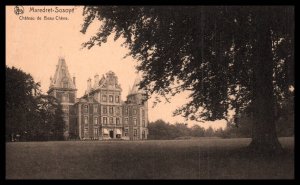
left=48, top=56, right=77, bottom=139
left=125, top=74, right=148, bottom=140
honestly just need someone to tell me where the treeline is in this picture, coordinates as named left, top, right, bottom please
left=6, top=66, right=65, bottom=142
left=148, top=120, right=225, bottom=140
left=223, top=97, right=294, bottom=138
left=148, top=98, right=294, bottom=140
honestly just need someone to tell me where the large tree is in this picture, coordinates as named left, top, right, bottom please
left=34, top=95, right=65, bottom=141
left=6, top=66, right=65, bottom=141
left=6, top=66, right=41, bottom=141
left=81, top=6, right=294, bottom=153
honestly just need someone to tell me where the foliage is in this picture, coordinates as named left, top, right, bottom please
left=148, top=119, right=223, bottom=140
left=276, top=96, right=294, bottom=137
left=81, top=6, right=294, bottom=151
left=222, top=96, right=294, bottom=138
left=6, top=66, right=65, bottom=141
left=81, top=6, right=293, bottom=120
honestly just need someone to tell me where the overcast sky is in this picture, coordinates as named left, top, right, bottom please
left=6, top=6, right=227, bottom=129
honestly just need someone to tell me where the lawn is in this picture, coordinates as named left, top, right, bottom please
left=6, top=137, right=294, bottom=179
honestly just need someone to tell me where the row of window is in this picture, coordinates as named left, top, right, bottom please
left=84, top=116, right=121, bottom=125
left=102, top=106, right=121, bottom=115
left=83, top=116, right=147, bottom=127
left=83, top=128, right=145, bottom=138
left=83, top=105, right=145, bottom=118
left=83, top=105, right=121, bottom=115
left=84, top=128, right=99, bottom=136
left=102, top=94, right=120, bottom=103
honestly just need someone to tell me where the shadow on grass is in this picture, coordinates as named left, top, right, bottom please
left=6, top=137, right=294, bottom=179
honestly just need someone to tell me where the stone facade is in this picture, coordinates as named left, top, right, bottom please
left=48, top=57, right=148, bottom=140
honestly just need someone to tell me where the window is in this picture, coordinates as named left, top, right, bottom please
left=103, top=106, right=107, bottom=114
left=133, top=109, right=137, bottom=115
left=109, top=117, right=113, bottom=124
left=93, top=105, right=98, bottom=113
left=115, top=96, right=120, bottom=103
left=62, top=93, right=68, bottom=102
left=142, top=110, right=145, bottom=118
left=124, top=107, right=128, bottom=115
left=116, top=118, right=120, bottom=125
left=142, top=130, right=146, bottom=139
left=109, top=107, right=113, bottom=115
left=133, top=118, right=137, bottom=126
left=134, top=129, right=137, bottom=137
left=142, top=120, right=145, bottom=127
left=63, top=82, right=68, bottom=88
left=125, top=118, right=128, bottom=125
left=84, top=128, right=88, bottom=134
left=84, top=105, right=88, bottom=113
left=94, top=128, right=99, bottom=136
left=102, top=95, right=107, bottom=102
left=116, top=107, right=120, bottom=115
left=62, top=105, right=69, bottom=112
left=62, top=69, right=66, bottom=76
left=109, top=95, right=113, bottom=103
left=103, top=117, right=107, bottom=124
left=84, top=116, right=88, bottom=125
left=94, top=117, right=98, bottom=125
left=124, top=128, right=129, bottom=136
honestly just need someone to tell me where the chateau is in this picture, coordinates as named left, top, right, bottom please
left=47, top=56, right=148, bottom=140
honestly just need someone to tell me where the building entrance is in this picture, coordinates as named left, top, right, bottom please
left=109, top=130, right=114, bottom=138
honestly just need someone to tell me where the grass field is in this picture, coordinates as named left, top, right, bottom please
left=6, top=137, right=294, bottom=179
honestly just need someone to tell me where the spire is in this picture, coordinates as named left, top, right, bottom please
left=128, top=85, right=131, bottom=95
left=59, top=46, right=65, bottom=60
left=49, top=53, right=76, bottom=90
left=129, top=73, right=144, bottom=95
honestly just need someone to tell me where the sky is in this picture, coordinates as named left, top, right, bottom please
left=6, top=5, right=227, bottom=129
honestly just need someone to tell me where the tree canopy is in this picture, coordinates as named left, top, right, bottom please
left=81, top=6, right=294, bottom=152
left=6, top=66, right=65, bottom=141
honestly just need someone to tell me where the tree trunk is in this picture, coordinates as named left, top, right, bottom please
left=249, top=8, right=283, bottom=154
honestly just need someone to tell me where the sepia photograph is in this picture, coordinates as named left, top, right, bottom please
left=5, top=5, right=294, bottom=179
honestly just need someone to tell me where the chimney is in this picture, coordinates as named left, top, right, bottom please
left=94, top=74, right=99, bottom=87
left=87, top=78, right=92, bottom=91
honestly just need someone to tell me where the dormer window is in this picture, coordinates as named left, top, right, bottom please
left=62, top=77, right=68, bottom=88
left=63, top=82, right=68, bottom=88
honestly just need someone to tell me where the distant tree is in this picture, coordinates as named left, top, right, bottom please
left=190, top=125, right=205, bottom=137
left=222, top=94, right=294, bottom=138
left=204, top=127, right=214, bottom=137
left=214, top=128, right=225, bottom=137
left=174, top=122, right=190, bottom=136
left=148, top=119, right=172, bottom=140
left=81, top=6, right=294, bottom=153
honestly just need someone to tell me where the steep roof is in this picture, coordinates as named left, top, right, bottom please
left=49, top=57, right=76, bottom=90
left=129, top=73, right=145, bottom=95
